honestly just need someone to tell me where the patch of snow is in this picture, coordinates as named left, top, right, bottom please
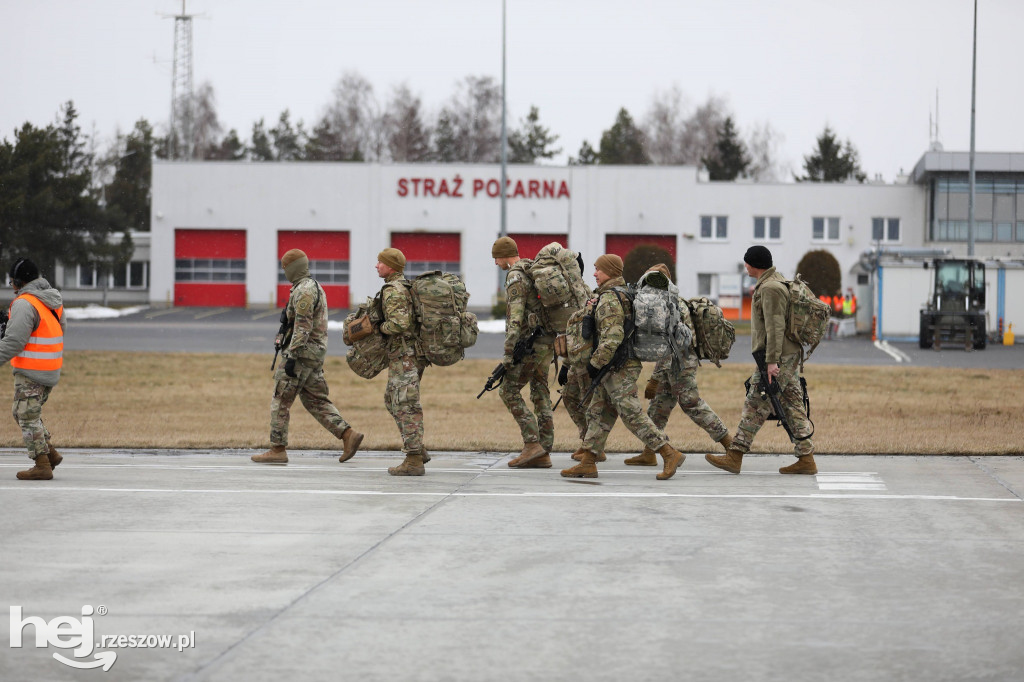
left=63, top=305, right=150, bottom=320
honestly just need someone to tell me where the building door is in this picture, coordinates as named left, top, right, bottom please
left=276, top=231, right=350, bottom=308
left=174, top=229, right=247, bottom=307
left=391, top=232, right=461, bottom=277
left=506, top=233, right=568, bottom=259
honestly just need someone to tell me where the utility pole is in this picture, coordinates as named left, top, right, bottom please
left=967, top=0, right=978, bottom=257
left=497, top=0, right=508, bottom=300
left=169, top=0, right=195, bottom=160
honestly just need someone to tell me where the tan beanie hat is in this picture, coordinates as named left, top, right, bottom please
left=491, top=236, right=519, bottom=258
left=595, top=254, right=623, bottom=278
left=377, top=247, right=406, bottom=272
left=281, top=249, right=307, bottom=268
left=646, top=263, right=672, bottom=281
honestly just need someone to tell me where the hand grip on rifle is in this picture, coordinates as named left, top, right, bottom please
left=271, top=308, right=293, bottom=370
left=477, top=363, right=506, bottom=398
left=752, top=349, right=797, bottom=443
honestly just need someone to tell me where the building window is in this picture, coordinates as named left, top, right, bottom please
left=278, top=259, right=350, bottom=285
left=697, top=273, right=714, bottom=297
left=175, top=259, right=246, bottom=282
left=871, top=218, right=901, bottom=243
left=754, top=216, right=781, bottom=241
left=129, top=261, right=148, bottom=288
left=932, top=176, right=1024, bottom=242
left=404, top=261, right=461, bottom=278
left=812, top=216, right=840, bottom=242
left=700, top=216, right=728, bottom=241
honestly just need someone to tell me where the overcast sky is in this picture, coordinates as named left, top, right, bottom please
left=3, top=0, right=1021, bottom=181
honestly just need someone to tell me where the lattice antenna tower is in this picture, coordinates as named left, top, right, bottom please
left=169, top=0, right=195, bottom=160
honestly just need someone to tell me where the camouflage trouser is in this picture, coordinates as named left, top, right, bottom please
left=732, top=353, right=814, bottom=456
left=385, top=351, right=428, bottom=455
left=270, top=360, right=350, bottom=447
left=647, top=356, right=728, bottom=442
left=583, top=361, right=668, bottom=454
left=499, top=343, right=554, bottom=451
left=560, top=363, right=591, bottom=440
left=12, top=375, right=53, bottom=459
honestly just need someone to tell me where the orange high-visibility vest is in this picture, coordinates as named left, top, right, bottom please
left=10, top=293, right=64, bottom=372
left=850, top=295, right=857, bottom=315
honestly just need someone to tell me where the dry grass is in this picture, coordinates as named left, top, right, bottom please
left=1, top=351, right=1021, bottom=455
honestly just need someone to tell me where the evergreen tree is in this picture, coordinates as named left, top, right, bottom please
left=104, top=118, right=156, bottom=231
left=432, top=110, right=459, bottom=163
left=207, top=129, right=246, bottom=161
left=798, top=125, right=867, bottom=182
left=569, top=140, right=598, bottom=165
left=384, top=84, right=432, bottom=162
left=702, top=117, right=750, bottom=180
left=270, top=110, right=305, bottom=161
left=508, top=106, right=561, bottom=163
left=249, top=119, right=274, bottom=161
left=598, top=108, right=650, bottom=165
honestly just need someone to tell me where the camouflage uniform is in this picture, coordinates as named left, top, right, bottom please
left=582, top=277, right=669, bottom=454
left=731, top=267, right=814, bottom=456
left=380, top=272, right=427, bottom=455
left=499, top=259, right=554, bottom=451
left=270, top=273, right=351, bottom=446
left=646, top=302, right=728, bottom=442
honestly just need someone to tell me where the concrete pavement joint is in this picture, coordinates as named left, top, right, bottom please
left=967, top=455, right=1024, bottom=501
left=176, top=453, right=503, bottom=682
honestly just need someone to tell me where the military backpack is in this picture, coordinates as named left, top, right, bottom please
left=409, top=271, right=479, bottom=366
left=528, top=242, right=591, bottom=334
left=783, top=275, right=832, bottom=366
left=685, top=297, right=736, bottom=367
left=343, top=296, right=389, bottom=379
left=632, top=271, right=692, bottom=363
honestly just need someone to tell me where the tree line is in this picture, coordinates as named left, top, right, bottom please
left=1, top=71, right=868, bottom=285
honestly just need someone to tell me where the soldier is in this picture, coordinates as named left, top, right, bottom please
left=376, top=248, right=430, bottom=476
left=0, top=259, right=65, bottom=481
left=706, top=245, right=817, bottom=475
left=253, top=249, right=363, bottom=464
left=492, top=236, right=554, bottom=468
left=561, top=254, right=686, bottom=480
left=627, top=264, right=733, bottom=465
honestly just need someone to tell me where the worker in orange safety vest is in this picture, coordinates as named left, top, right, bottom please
left=0, top=258, right=66, bottom=480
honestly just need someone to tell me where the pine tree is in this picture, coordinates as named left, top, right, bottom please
left=597, top=108, right=650, bottom=165
left=702, top=117, right=750, bottom=180
left=508, top=106, right=561, bottom=163
left=798, top=126, right=867, bottom=182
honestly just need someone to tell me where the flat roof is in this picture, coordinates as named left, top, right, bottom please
left=912, top=150, right=1024, bottom=183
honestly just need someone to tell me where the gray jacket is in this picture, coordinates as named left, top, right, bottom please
left=0, top=278, right=66, bottom=387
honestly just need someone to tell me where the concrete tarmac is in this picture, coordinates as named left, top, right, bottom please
left=3, top=449, right=1023, bottom=681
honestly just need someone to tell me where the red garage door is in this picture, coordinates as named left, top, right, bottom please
left=277, top=231, right=350, bottom=308
left=604, top=234, right=677, bottom=260
left=391, top=233, right=461, bottom=276
left=174, top=229, right=247, bottom=307
left=507, top=233, right=568, bottom=259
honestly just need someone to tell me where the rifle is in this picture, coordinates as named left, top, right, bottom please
left=577, top=362, right=613, bottom=410
left=477, top=326, right=543, bottom=399
left=751, top=349, right=812, bottom=442
left=271, top=308, right=293, bottom=370
left=0, top=309, right=7, bottom=339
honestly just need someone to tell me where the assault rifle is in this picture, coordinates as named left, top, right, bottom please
left=0, top=309, right=7, bottom=339
left=271, top=309, right=293, bottom=370
left=751, top=349, right=812, bottom=443
left=477, top=326, right=543, bottom=399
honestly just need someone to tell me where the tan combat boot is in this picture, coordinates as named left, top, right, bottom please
left=508, top=442, right=547, bottom=468
left=561, top=449, right=598, bottom=478
left=780, top=455, right=817, bottom=475
left=338, top=427, right=364, bottom=463
left=16, top=453, right=53, bottom=481
left=706, top=449, right=744, bottom=474
left=656, top=444, right=685, bottom=480
left=422, top=451, right=431, bottom=464
left=252, top=446, right=288, bottom=464
left=47, top=444, right=63, bottom=469
left=717, top=434, right=733, bottom=452
left=573, top=450, right=606, bottom=462
left=624, top=447, right=658, bottom=466
left=516, top=454, right=552, bottom=469
left=388, top=453, right=425, bottom=476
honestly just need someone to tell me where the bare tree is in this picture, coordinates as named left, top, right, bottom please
left=642, top=85, right=688, bottom=164
left=384, top=83, right=432, bottom=162
left=442, top=75, right=501, bottom=162
left=191, top=81, right=223, bottom=160
left=746, top=121, right=787, bottom=182
left=320, top=71, right=384, bottom=161
left=679, top=94, right=729, bottom=166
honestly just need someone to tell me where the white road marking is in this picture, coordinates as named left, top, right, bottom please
left=817, top=472, right=887, bottom=492
left=0, top=485, right=1016, bottom=503
left=874, top=340, right=911, bottom=363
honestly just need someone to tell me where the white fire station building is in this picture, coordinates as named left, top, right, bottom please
left=141, top=150, right=1024, bottom=339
